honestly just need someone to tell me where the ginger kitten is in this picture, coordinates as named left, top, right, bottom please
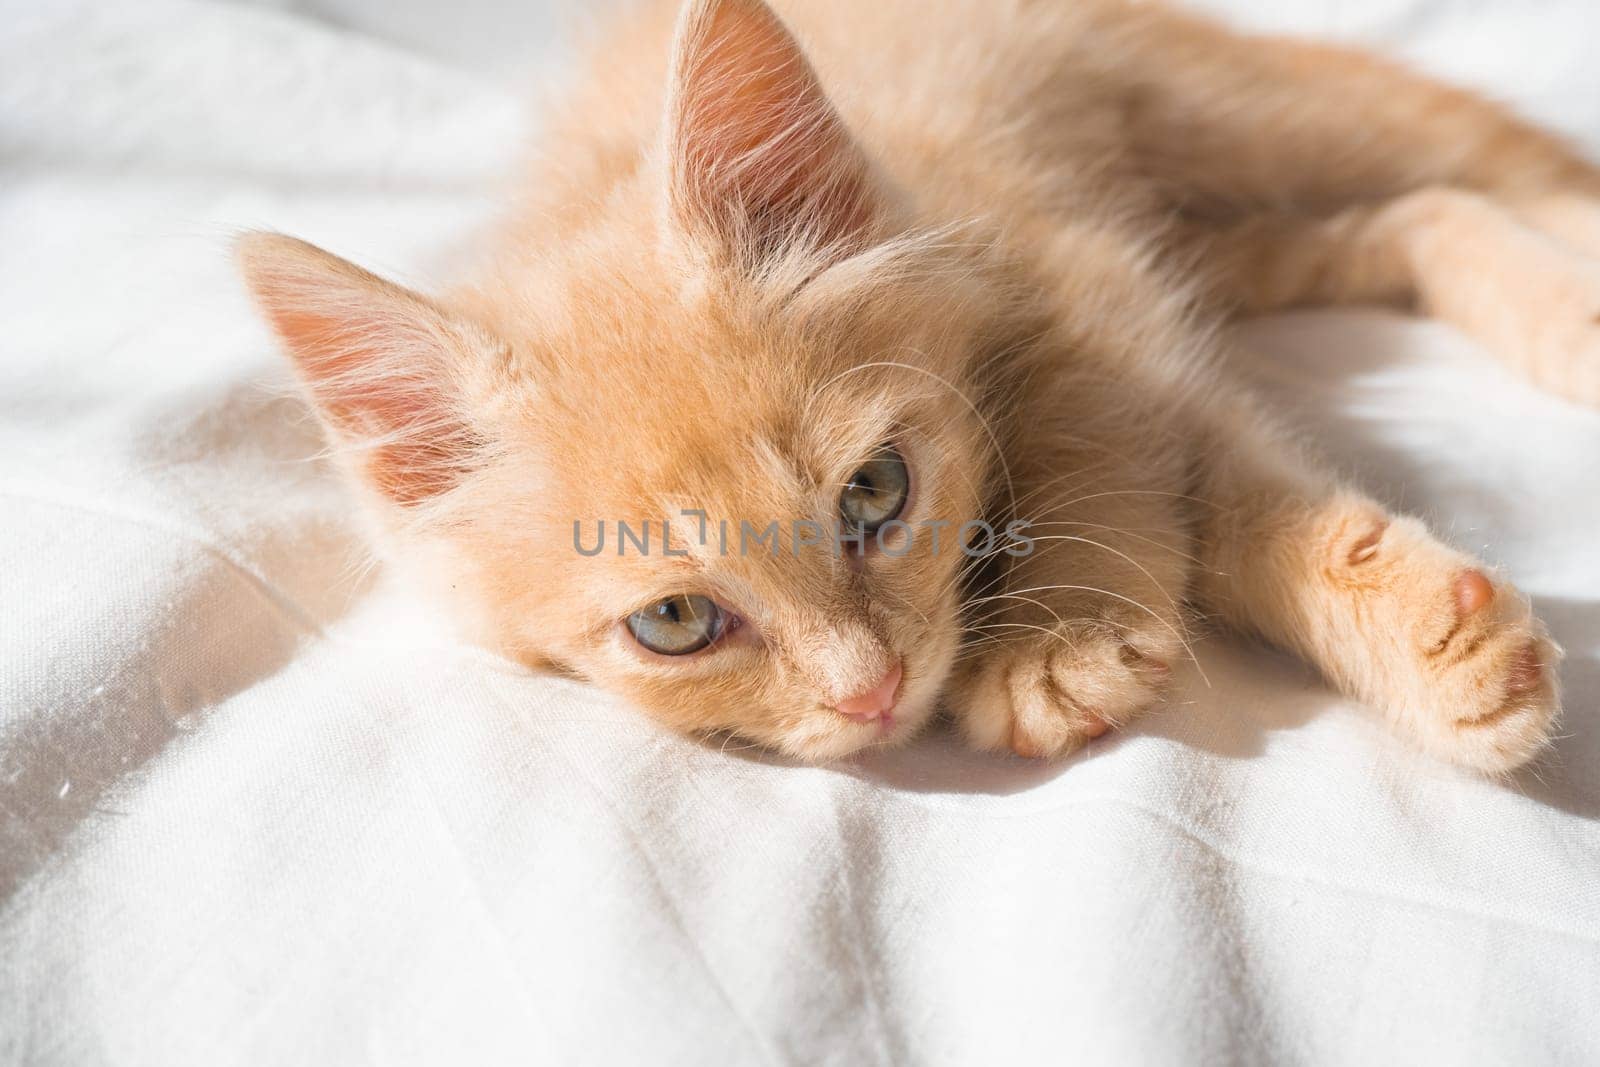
left=238, top=0, right=1600, bottom=772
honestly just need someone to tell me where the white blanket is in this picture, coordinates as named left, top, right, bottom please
left=3, top=2, right=1597, bottom=1063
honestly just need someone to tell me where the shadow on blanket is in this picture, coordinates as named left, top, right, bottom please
left=0, top=386, right=372, bottom=903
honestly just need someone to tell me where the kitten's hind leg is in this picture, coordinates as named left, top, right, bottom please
left=1188, top=401, right=1561, bottom=774
left=1187, top=189, right=1600, bottom=406
left=1125, top=1, right=1600, bottom=403
left=1514, top=194, right=1600, bottom=262
left=1120, top=2, right=1600, bottom=212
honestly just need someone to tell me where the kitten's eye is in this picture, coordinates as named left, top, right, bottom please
left=839, top=447, right=910, bottom=534
left=626, top=594, right=724, bottom=656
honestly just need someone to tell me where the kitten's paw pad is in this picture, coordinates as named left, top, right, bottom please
left=1346, top=518, right=1388, bottom=565
left=1394, top=564, right=1560, bottom=773
left=1429, top=633, right=1561, bottom=774
left=1325, top=505, right=1395, bottom=574
left=954, top=623, right=1174, bottom=759
left=1452, top=569, right=1495, bottom=616
left=1422, top=567, right=1499, bottom=659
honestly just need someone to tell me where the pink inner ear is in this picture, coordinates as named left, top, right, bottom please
left=269, top=306, right=468, bottom=505
left=268, top=308, right=424, bottom=432
left=670, top=0, right=877, bottom=256
left=240, top=235, right=481, bottom=507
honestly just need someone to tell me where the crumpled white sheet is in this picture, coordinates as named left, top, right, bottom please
left=2, top=1, right=1597, bottom=1063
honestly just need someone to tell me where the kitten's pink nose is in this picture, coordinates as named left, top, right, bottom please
left=833, top=662, right=903, bottom=723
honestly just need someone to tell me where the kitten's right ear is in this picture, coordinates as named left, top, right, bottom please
left=235, top=232, right=495, bottom=506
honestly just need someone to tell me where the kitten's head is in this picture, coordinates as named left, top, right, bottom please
left=238, top=0, right=1022, bottom=759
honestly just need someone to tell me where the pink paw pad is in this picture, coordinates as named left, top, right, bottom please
left=1453, top=570, right=1495, bottom=616
left=1347, top=521, right=1388, bottom=565
left=1009, top=728, right=1043, bottom=759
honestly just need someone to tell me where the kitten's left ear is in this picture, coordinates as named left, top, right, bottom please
left=664, top=0, right=882, bottom=261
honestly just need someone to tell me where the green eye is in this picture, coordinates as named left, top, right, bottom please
left=626, top=594, right=724, bottom=656
left=839, top=447, right=910, bottom=533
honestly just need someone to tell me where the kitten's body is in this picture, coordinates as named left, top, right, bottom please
left=240, top=0, right=1600, bottom=771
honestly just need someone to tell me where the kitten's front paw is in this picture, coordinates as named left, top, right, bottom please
left=952, top=620, right=1175, bottom=758
left=1332, top=514, right=1562, bottom=773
